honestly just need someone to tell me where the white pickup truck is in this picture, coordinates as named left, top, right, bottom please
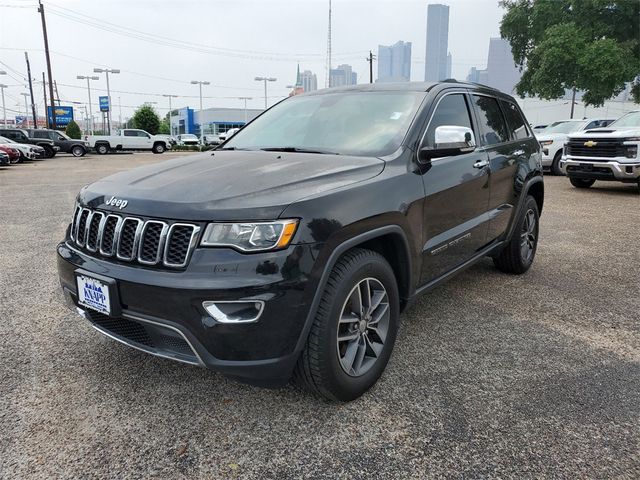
left=85, top=129, right=171, bottom=155
left=560, top=111, right=640, bottom=192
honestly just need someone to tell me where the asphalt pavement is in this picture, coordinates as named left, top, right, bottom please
left=0, top=153, right=638, bottom=479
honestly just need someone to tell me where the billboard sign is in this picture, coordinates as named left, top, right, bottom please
left=15, top=116, right=27, bottom=127
left=99, top=96, right=110, bottom=112
left=47, top=106, right=74, bottom=127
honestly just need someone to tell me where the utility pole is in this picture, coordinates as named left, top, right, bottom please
left=238, top=97, right=252, bottom=123
left=254, top=77, right=276, bottom=109
left=0, top=71, right=7, bottom=127
left=24, top=52, right=38, bottom=128
left=20, top=93, right=30, bottom=126
left=54, top=80, right=61, bottom=105
left=118, top=96, right=122, bottom=130
left=77, top=74, right=99, bottom=134
left=569, top=87, right=576, bottom=119
left=367, top=51, right=376, bottom=84
left=38, top=0, right=56, bottom=129
left=162, top=94, right=178, bottom=136
left=42, top=73, right=49, bottom=128
left=190, top=80, right=210, bottom=144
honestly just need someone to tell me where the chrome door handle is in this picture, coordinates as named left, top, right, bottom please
left=473, top=159, right=489, bottom=169
left=512, top=149, right=525, bottom=156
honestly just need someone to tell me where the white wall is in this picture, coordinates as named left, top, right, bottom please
left=515, top=97, right=638, bottom=126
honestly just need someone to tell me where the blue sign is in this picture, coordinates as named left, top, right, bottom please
left=15, top=115, right=27, bottom=127
left=99, top=96, right=110, bottom=112
left=47, top=106, right=74, bottom=127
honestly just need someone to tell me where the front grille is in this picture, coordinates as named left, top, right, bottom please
left=85, top=310, right=198, bottom=363
left=566, top=140, right=627, bottom=159
left=70, top=207, right=199, bottom=269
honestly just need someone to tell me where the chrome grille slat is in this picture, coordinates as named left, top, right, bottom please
left=68, top=207, right=198, bottom=269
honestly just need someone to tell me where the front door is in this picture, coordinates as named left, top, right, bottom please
left=419, top=92, right=491, bottom=284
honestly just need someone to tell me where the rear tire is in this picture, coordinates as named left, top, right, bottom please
left=71, top=145, right=86, bottom=157
left=294, top=248, right=399, bottom=402
left=569, top=177, right=595, bottom=189
left=96, top=144, right=109, bottom=155
left=493, top=195, right=539, bottom=274
left=551, top=150, right=563, bottom=176
left=42, top=146, right=55, bottom=159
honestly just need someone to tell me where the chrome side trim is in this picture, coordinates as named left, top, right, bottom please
left=163, top=223, right=201, bottom=268
left=137, top=220, right=169, bottom=265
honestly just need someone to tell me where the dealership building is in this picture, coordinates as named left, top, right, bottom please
left=169, top=106, right=264, bottom=137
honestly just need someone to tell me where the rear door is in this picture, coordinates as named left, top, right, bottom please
left=418, top=91, right=491, bottom=284
left=122, top=129, right=140, bottom=148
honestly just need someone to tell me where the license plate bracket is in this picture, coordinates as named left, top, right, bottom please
left=74, top=269, right=121, bottom=317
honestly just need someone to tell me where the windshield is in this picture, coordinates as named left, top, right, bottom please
left=182, top=134, right=198, bottom=139
left=610, top=111, right=640, bottom=128
left=57, top=132, right=71, bottom=140
left=0, top=136, right=15, bottom=144
left=225, top=91, right=425, bottom=157
left=542, top=120, right=584, bottom=134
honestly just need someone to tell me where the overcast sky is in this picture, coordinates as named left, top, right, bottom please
left=0, top=0, right=504, bottom=120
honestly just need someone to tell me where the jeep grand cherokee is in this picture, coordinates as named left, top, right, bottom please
left=57, top=81, right=544, bottom=401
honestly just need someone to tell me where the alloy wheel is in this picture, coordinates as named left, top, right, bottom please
left=336, top=277, right=390, bottom=377
left=520, top=208, right=536, bottom=263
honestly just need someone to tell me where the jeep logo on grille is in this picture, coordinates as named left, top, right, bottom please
left=105, top=196, right=128, bottom=209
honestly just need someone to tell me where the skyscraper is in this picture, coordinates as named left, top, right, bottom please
left=424, top=4, right=450, bottom=82
left=446, top=52, right=452, bottom=79
left=377, top=41, right=412, bottom=82
left=330, top=64, right=357, bottom=88
left=485, top=37, right=521, bottom=94
left=300, top=70, right=318, bottom=92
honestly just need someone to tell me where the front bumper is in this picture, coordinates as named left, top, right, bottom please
left=560, top=156, right=640, bottom=182
left=57, top=240, right=322, bottom=385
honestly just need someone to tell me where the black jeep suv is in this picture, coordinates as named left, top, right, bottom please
left=0, top=128, right=58, bottom=158
left=57, top=82, right=543, bottom=401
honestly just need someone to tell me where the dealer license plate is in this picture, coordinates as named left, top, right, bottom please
left=76, top=275, right=111, bottom=315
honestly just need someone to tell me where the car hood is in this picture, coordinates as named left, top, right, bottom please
left=80, top=150, right=385, bottom=221
left=0, top=142, right=34, bottom=151
left=569, top=127, right=640, bottom=139
left=537, top=133, right=569, bottom=142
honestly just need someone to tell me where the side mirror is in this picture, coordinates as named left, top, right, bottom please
left=419, top=125, right=476, bottom=162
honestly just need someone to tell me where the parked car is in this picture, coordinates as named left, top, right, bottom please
left=57, top=81, right=543, bottom=401
left=26, top=129, right=90, bottom=157
left=0, top=128, right=59, bottom=158
left=538, top=118, right=614, bottom=174
left=218, top=128, right=240, bottom=142
left=0, top=135, right=40, bottom=162
left=561, top=110, right=640, bottom=191
left=0, top=144, right=21, bottom=164
left=155, top=135, right=176, bottom=148
left=177, top=134, right=200, bottom=146
left=203, top=134, right=220, bottom=146
left=531, top=124, right=548, bottom=134
left=85, top=129, right=171, bottom=154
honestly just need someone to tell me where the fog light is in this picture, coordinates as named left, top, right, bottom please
left=202, top=301, right=264, bottom=324
left=626, top=146, right=638, bottom=158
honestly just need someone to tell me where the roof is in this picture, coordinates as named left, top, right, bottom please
left=305, top=79, right=505, bottom=96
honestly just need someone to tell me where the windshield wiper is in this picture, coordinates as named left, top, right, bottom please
left=260, top=147, right=339, bottom=155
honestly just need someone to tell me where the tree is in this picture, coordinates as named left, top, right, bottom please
left=65, top=120, right=81, bottom=139
left=158, top=117, right=170, bottom=135
left=500, top=0, right=640, bottom=106
left=131, top=104, right=160, bottom=134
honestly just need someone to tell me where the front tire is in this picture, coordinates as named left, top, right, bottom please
left=152, top=142, right=166, bottom=154
left=294, top=248, right=399, bottom=402
left=71, top=145, right=86, bottom=157
left=96, top=144, right=109, bottom=155
left=493, top=195, right=539, bottom=274
left=551, top=150, right=563, bottom=176
left=569, top=177, right=595, bottom=189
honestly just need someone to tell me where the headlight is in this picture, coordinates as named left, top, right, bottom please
left=201, top=219, right=298, bottom=252
left=539, top=140, right=553, bottom=146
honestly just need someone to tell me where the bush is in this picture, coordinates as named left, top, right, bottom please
left=65, top=120, right=81, bottom=139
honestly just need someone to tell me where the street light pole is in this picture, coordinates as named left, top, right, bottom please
left=0, top=70, right=6, bottom=127
left=77, top=75, right=99, bottom=134
left=163, top=94, right=178, bottom=136
left=238, top=97, right=252, bottom=124
left=94, top=68, right=119, bottom=134
left=190, top=80, right=210, bottom=144
left=254, top=77, right=277, bottom=109
left=20, top=93, right=30, bottom=126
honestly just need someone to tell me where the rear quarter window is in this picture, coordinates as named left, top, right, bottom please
left=471, top=95, right=509, bottom=146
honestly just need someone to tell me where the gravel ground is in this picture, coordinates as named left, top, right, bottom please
left=0, top=153, right=638, bottom=479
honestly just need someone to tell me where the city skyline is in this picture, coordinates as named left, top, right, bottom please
left=377, top=41, right=412, bottom=83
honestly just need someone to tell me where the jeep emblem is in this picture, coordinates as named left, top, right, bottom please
left=105, top=196, right=128, bottom=209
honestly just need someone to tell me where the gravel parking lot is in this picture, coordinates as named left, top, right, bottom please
left=1, top=153, right=638, bottom=479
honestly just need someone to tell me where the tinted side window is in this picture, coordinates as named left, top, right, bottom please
left=137, top=131, right=150, bottom=138
left=500, top=100, right=530, bottom=140
left=471, top=95, right=509, bottom=146
left=33, top=131, right=47, bottom=139
left=123, top=130, right=136, bottom=137
left=424, top=94, right=473, bottom=147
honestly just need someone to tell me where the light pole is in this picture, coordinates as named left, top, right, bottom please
left=254, top=76, right=277, bottom=109
left=93, top=67, right=119, bottom=134
left=77, top=75, right=99, bottom=134
left=163, top=94, right=178, bottom=136
left=191, top=80, right=210, bottom=144
left=0, top=70, right=6, bottom=127
left=238, top=97, right=252, bottom=124
left=20, top=93, right=31, bottom=127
